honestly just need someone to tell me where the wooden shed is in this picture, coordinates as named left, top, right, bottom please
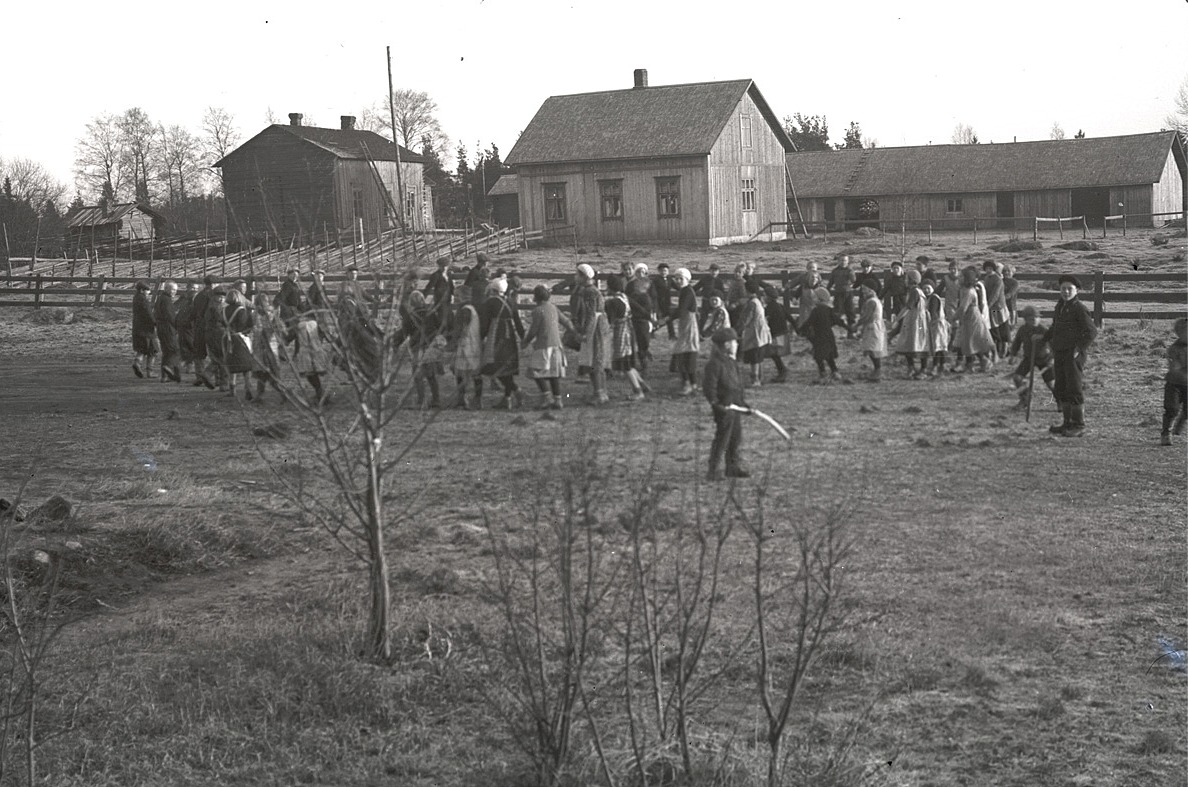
left=65, top=202, right=165, bottom=247
left=505, top=71, right=795, bottom=246
left=215, top=114, right=433, bottom=245
left=487, top=174, right=520, bottom=229
left=787, top=131, right=1186, bottom=229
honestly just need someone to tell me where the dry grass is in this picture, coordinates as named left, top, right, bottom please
left=0, top=228, right=1184, bottom=785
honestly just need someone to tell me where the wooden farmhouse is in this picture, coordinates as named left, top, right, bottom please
left=504, top=71, right=795, bottom=245
left=215, top=114, right=433, bottom=245
left=66, top=202, right=165, bottom=247
left=787, top=131, right=1186, bottom=230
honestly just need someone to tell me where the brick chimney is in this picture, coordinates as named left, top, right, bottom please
left=633, top=69, right=648, bottom=89
left=340, top=115, right=356, bottom=130
left=288, top=113, right=303, bottom=126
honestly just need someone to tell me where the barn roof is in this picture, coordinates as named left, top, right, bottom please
left=506, top=79, right=794, bottom=166
left=487, top=174, right=518, bottom=197
left=787, top=132, right=1184, bottom=197
left=66, top=202, right=165, bottom=229
left=215, top=124, right=426, bottom=167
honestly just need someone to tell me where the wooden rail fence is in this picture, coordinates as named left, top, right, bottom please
left=2, top=270, right=1182, bottom=326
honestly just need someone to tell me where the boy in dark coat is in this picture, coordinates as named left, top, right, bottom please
left=153, top=281, right=182, bottom=383
left=1045, top=274, right=1097, bottom=436
left=130, top=280, right=157, bottom=378
left=702, top=327, right=750, bottom=481
left=1160, top=317, right=1187, bottom=445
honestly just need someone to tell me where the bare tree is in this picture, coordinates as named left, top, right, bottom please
left=1165, top=75, right=1188, bottom=134
left=201, top=107, right=241, bottom=196
left=158, top=125, right=204, bottom=207
left=364, top=88, right=448, bottom=153
left=1049, top=122, right=1066, bottom=140
left=73, top=113, right=127, bottom=204
left=118, top=108, right=159, bottom=204
left=251, top=264, right=430, bottom=662
left=0, top=159, right=66, bottom=213
left=950, top=123, right=979, bottom=145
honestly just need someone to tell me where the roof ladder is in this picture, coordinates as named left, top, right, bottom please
left=842, top=147, right=875, bottom=193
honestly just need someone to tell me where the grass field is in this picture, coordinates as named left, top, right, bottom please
left=0, top=228, right=1184, bottom=786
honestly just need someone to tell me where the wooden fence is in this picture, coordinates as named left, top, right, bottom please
left=2, top=270, right=1182, bottom=326
left=759, top=211, right=1187, bottom=243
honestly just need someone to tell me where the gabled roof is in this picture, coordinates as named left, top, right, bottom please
left=66, top=202, right=165, bottom=229
left=788, top=131, right=1185, bottom=197
left=215, top=124, right=426, bottom=168
left=487, top=174, right=518, bottom=197
left=506, top=79, right=794, bottom=166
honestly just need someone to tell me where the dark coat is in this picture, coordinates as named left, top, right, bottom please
left=1045, top=297, right=1096, bottom=353
left=131, top=290, right=157, bottom=355
left=189, top=287, right=212, bottom=358
left=153, top=292, right=179, bottom=361
left=703, top=347, right=746, bottom=415
left=222, top=301, right=255, bottom=374
left=274, top=279, right=305, bottom=329
left=479, top=295, right=524, bottom=377
left=802, top=303, right=846, bottom=361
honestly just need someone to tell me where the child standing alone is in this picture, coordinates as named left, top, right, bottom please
left=1161, top=317, right=1187, bottom=446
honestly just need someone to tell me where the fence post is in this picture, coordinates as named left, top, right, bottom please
left=928, top=220, right=932, bottom=243
left=34, top=275, right=43, bottom=309
left=1122, top=214, right=1127, bottom=237
left=1092, top=270, right=1104, bottom=328
left=1102, top=219, right=1107, bottom=239
left=973, top=218, right=977, bottom=246
left=94, top=275, right=106, bottom=307
left=1033, top=217, right=1038, bottom=242
left=1057, top=217, right=1063, bottom=240
left=1082, top=216, right=1087, bottom=239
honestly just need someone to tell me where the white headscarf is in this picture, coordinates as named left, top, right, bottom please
left=489, top=276, right=508, bottom=295
left=576, top=263, right=596, bottom=280
left=674, top=267, right=692, bottom=286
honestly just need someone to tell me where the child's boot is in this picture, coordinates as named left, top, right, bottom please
left=1049, top=402, right=1069, bottom=434
left=1062, top=404, right=1085, bottom=437
left=1161, top=429, right=1173, bottom=446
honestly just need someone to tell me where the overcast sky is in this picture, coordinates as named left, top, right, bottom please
left=3, top=0, right=1185, bottom=194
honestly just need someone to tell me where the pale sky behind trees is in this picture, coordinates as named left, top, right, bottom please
left=3, top=0, right=1185, bottom=197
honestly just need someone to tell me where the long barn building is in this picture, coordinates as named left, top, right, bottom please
left=787, top=131, right=1186, bottom=229
left=505, top=71, right=795, bottom=246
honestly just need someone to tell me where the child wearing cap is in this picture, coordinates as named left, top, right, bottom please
left=1007, top=306, right=1054, bottom=411
left=1160, top=317, right=1188, bottom=445
left=1044, top=274, right=1097, bottom=436
left=702, top=327, right=750, bottom=481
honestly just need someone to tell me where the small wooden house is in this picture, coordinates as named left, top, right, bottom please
left=65, top=202, right=165, bottom=247
left=215, top=114, right=433, bottom=244
left=787, top=131, right=1187, bottom=229
left=505, top=71, right=795, bottom=245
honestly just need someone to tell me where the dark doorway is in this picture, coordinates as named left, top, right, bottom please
left=996, top=191, right=1015, bottom=230
left=1070, top=187, right=1110, bottom=226
left=824, top=199, right=836, bottom=231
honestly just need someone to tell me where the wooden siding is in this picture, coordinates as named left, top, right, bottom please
left=1013, top=190, right=1070, bottom=220
left=1151, top=150, right=1185, bottom=222
left=707, top=93, right=787, bottom=243
left=332, top=160, right=431, bottom=238
left=516, top=157, right=711, bottom=243
left=221, top=128, right=336, bottom=242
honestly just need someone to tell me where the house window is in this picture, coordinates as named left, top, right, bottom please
left=656, top=177, right=681, bottom=218
left=946, top=198, right=964, bottom=214
left=352, top=188, right=365, bottom=219
left=544, top=183, right=567, bottom=223
left=405, top=187, right=417, bottom=220
left=599, top=180, right=623, bottom=221
left=741, top=178, right=756, bottom=211
left=740, top=115, right=753, bottom=149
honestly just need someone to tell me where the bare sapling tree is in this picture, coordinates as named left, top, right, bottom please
left=0, top=473, right=75, bottom=787
left=618, top=465, right=745, bottom=783
left=250, top=253, right=435, bottom=661
left=741, top=486, right=856, bottom=787
left=480, top=440, right=622, bottom=787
